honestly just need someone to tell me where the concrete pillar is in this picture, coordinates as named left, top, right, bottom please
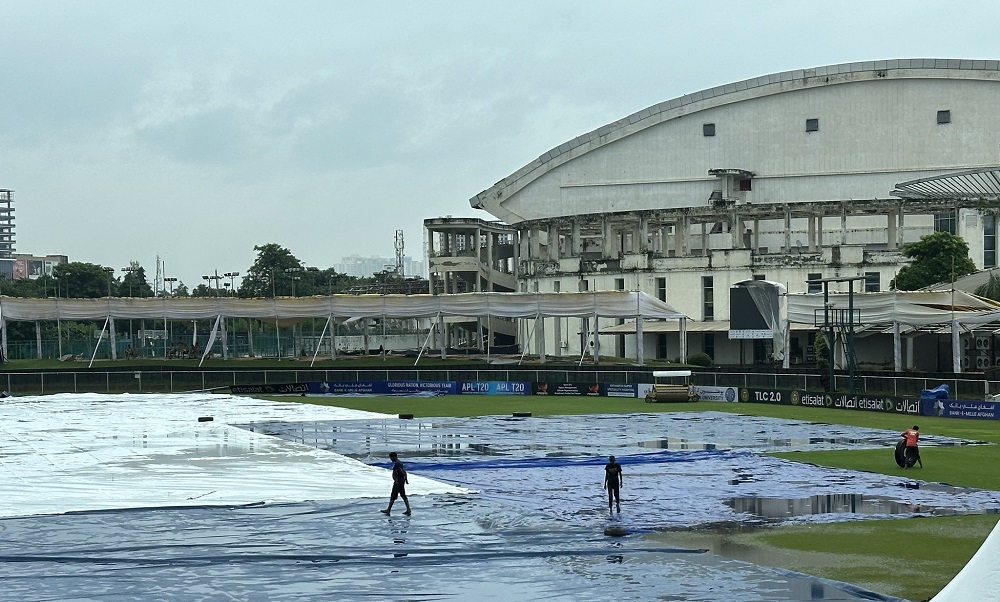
left=887, top=212, right=897, bottom=251
left=549, top=225, right=560, bottom=261
left=841, top=207, right=848, bottom=245
left=817, top=215, right=823, bottom=248
left=700, top=222, right=707, bottom=255
left=678, top=215, right=689, bottom=256
left=731, top=212, right=742, bottom=249
left=808, top=214, right=817, bottom=251
left=752, top=218, right=760, bottom=252
left=784, top=209, right=792, bottom=252
left=602, top=217, right=615, bottom=258
left=638, top=216, right=650, bottom=253
left=486, top=232, right=494, bottom=291
left=635, top=318, right=644, bottom=366
left=679, top=318, right=688, bottom=362
left=572, top=220, right=582, bottom=255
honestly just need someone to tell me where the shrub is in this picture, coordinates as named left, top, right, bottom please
left=686, top=352, right=713, bottom=367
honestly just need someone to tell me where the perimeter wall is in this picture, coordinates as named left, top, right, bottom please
left=2, top=366, right=998, bottom=399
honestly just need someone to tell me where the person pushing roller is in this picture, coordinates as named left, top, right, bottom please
left=900, top=425, right=922, bottom=468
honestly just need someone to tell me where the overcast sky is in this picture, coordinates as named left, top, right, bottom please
left=1, top=1, right=997, bottom=290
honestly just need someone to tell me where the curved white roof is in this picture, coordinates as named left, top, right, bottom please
left=471, top=58, right=1000, bottom=221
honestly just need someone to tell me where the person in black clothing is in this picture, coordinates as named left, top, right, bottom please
left=381, top=451, right=411, bottom=516
left=604, top=455, right=623, bottom=514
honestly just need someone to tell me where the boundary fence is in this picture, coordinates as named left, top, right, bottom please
left=1, top=367, right=997, bottom=399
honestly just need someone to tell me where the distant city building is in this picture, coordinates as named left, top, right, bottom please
left=335, top=255, right=425, bottom=278
left=13, top=254, right=69, bottom=279
left=0, top=190, right=14, bottom=279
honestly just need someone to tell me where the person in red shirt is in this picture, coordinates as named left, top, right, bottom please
left=901, top=426, right=922, bottom=468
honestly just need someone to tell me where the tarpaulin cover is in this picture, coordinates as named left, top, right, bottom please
left=3, top=395, right=992, bottom=601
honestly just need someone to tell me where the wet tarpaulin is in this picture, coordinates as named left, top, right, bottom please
left=255, top=412, right=1000, bottom=530
left=0, top=395, right=962, bottom=601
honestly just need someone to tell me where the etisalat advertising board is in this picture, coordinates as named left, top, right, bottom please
left=739, top=387, right=921, bottom=415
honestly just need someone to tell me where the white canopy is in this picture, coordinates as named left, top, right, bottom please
left=786, top=290, right=1000, bottom=326
left=0, top=291, right=687, bottom=321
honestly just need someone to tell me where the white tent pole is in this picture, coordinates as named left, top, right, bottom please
left=0, top=316, right=6, bottom=363
left=518, top=315, right=537, bottom=366
left=109, top=316, right=118, bottom=360
left=198, top=314, right=223, bottom=367
left=88, top=316, right=111, bottom=368
left=310, top=315, right=332, bottom=367
left=414, top=312, right=439, bottom=366
left=782, top=319, right=791, bottom=369
left=952, top=319, right=961, bottom=373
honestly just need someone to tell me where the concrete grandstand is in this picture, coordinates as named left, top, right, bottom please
left=425, top=59, right=1000, bottom=371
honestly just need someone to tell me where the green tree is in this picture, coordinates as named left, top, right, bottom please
left=974, top=271, right=1000, bottom=301
left=51, top=262, right=120, bottom=298
left=892, top=231, right=976, bottom=291
left=239, top=243, right=303, bottom=298
left=190, top=283, right=214, bottom=298
left=119, top=261, right=154, bottom=298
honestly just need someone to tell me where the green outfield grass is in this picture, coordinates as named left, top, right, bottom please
left=263, top=394, right=1000, bottom=601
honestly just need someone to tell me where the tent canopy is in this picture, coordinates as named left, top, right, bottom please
left=0, top=291, right=688, bottom=322
left=786, top=290, right=1000, bottom=327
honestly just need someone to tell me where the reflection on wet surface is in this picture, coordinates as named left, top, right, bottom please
left=727, top=493, right=965, bottom=518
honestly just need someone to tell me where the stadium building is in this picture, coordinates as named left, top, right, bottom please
left=426, top=59, right=1000, bottom=370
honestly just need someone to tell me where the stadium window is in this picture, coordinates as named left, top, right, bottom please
left=805, top=118, right=819, bottom=132
left=615, top=278, right=625, bottom=291
left=703, top=123, right=716, bottom=137
left=753, top=274, right=766, bottom=281
left=656, top=334, right=668, bottom=359
left=807, top=273, right=822, bottom=294
left=739, top=179, right=752, bottom=191
left=986, top=214, right=997, bottom=268
left=934, top=212, right=956, bottom=235
left=702, top=276, right=714, bottom=321
left=864, top=272, right=880, bottom=292
left=656, top=277, right=667, bottom=302
left=579, top=279, right=589, bottom=292
left=553, top=280, right=561, bottom=293
left=703, top=333, right=715, bottom=360
left=937, top=110, right=951, bottom=124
